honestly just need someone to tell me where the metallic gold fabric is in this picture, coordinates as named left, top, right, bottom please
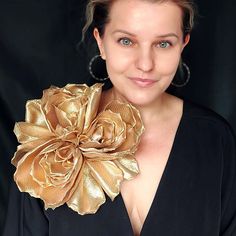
left=12, top=83, right=144, bottom=214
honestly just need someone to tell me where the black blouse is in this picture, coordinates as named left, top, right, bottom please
left=3, top=101, right=236, bottom=236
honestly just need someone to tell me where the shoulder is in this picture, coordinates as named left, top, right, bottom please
left=181, top=100, right=236, bottom=153
left=184, top=100, right=228, bottom=124
left=183, top=99, right=235, bottom=137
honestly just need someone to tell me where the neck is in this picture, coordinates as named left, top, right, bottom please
left=102, top=88, right=179, bottom=129
left=135, top=93, right=168, bottom=126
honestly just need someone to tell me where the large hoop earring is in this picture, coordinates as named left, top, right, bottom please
left=171, top=62, right=190, bottom=88
left=88, top=55, right=109, bottom=82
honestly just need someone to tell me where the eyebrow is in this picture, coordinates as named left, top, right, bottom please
left=112, top=29, right=179, bottom=39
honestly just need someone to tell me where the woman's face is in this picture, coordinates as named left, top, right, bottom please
left=94, top=0, right=189, bottom=106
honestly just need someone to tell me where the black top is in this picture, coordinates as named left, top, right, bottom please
left=3, top=101, right=236, bottom=236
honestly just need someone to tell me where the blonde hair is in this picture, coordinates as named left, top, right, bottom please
left=82, top=0, right=197, bottom=41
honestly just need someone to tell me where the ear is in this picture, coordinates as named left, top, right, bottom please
left=182, top=34, right=190, bottom=50
left=93, top=28, right=106, bottom=60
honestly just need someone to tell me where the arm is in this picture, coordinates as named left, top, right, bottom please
left=3, top=181, right=49, bottom=236
left=220, top=125, right=236, bottom=235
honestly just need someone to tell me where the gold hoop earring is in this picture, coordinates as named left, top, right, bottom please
left=88, top=55, right=109, bottom=82
left=171, top=62, right=190, bottom=88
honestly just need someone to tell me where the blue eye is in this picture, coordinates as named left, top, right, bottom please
left=158, top=41, right=171, bottom=48
left=119, top=38, right=133, bottom=46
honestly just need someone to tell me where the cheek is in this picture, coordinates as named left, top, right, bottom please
left=155, top=50, right=181, bottom=75
left=104, top=46, right=133, bottom=74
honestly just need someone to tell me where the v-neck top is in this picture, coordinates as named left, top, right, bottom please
left=3, top=100, right=236, bottom=236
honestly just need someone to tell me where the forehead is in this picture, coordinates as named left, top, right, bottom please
left=106, top=0, right=183, bottom=36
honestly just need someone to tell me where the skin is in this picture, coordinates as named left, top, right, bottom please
left=94, top=0, right=190, bottom=235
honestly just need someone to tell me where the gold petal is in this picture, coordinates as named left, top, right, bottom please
left=64, top=84, right=89, bottom=95
left=105, top=100, right=144, bottom=134
left=104, top=100, right=135, bottom=125
left=14, top=122, right=53, bottom=143
left=41, top=91, right=69, bottom=131
left=80, top=110, right=126, bottom=151
left=79, top=144, right=118, bottom=153
left=114, top=130, right=139, bottom=153
left=14, top=151, right=82, bottom=208
left=83, top=83, right=103, bottom=132
left=114, top=156, right=140, bottom=180
left=67, top=163, right=106, bottom=215
left=42, top=154, right=83, bottom=209
left=87, top=110, right=126, bottom=139
left=25, top=100, right=48, bottom=128
left=58, top=97, right=86, bottom=114
left=35, top=149, right=80, bottom=187
left=82, top=151, right=124, bottom=161
left=104, top=100, right=144, bottom=152
left=87, top=160, right=123, bottom=200
left=11, top=138, right=53, bottom=166
left=57, top=97, right=88, bottom=129
left=14, top=149, right=43, bottom=198
left=54, top=106, right=73, bottom=128
left=15, top=145, right=83, bottom=208
left=13, top=138, right=59, bottom=167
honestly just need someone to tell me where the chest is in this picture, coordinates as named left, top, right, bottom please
left=120, top=129, right=177, bottom=235
left=45, top=114, right=223, bottom=235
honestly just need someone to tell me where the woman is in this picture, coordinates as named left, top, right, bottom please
left=3, top=0, right=236, bottom=235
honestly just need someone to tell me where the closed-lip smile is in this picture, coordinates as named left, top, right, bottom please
left=128, top=77, right=157, bottom=87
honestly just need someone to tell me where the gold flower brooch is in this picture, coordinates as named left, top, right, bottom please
left=12, top=83, right=144, bottom=215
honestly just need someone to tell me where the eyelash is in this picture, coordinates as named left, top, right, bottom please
left=117, top=38, right=172, bottom=49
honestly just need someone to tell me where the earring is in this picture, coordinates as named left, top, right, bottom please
left=171, top=62, right=190, bottom=88
left=88, top=55, right=109, bottom=82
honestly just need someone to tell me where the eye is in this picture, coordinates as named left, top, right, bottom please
left=158, top=41, right=171, bottom=48
left=119, top=38, right=133, bottom=46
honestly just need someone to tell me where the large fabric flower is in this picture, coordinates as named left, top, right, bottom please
left=12, top=83, right=144, bottom=214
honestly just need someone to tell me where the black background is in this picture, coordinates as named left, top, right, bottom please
left=0, top=0, right=235, bottom=233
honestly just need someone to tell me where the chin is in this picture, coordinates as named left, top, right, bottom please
left=123, top=92, right=161, bottom=107
left=110, top=82, right=167, bottom=107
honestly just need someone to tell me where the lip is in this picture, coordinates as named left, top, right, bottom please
left=128, top=77, right=157, bottom=88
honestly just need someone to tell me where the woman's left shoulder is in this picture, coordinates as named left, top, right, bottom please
left=183, top=99, right=235, bottom=140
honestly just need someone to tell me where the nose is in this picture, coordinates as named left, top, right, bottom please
left=135, top=47, right=154, bottom=72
